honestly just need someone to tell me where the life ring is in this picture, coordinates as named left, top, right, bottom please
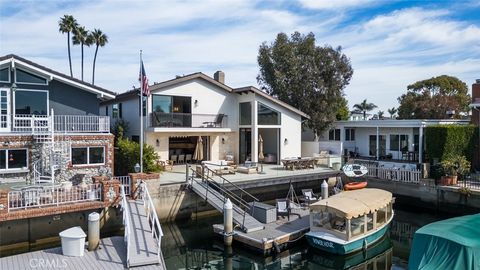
left=344, top=181, right=368, bottom=190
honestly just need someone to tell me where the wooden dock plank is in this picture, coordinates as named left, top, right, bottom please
left=191, top=181, right=264, bottom=232
left=127, top=199, right=161, bottom=267
left=0, top=237, right=163, bottom=270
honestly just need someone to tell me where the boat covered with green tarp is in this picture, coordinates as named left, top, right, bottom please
left=408, top=213, right=480, bottom=270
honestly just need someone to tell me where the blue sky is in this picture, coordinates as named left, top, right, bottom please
left=1, top=0, right=479, bottom=113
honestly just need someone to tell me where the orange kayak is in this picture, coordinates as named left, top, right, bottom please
left=344, top=181, right=368, bottom=191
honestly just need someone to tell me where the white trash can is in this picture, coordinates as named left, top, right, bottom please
left=59, top=226, right=86, bottom=257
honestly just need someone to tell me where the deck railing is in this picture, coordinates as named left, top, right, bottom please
left=363, top=164, right=422, bottom=184
left=456, top=173, right=480, bottom=190
left=120, top=185, right=132, bottom=267
left=113, top=176, right=131, bottom=195
left=149, top=112, right=228, bottom=128
left=7, top=184, right=101, bottom=211
left=139, top=181, right=164, bottom=264
left=5, top=114, right=110, bottom=133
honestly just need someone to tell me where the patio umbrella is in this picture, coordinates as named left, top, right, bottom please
left=193, top=136, right=203, bottom=161
left=258, top=135, right=264, bottom=161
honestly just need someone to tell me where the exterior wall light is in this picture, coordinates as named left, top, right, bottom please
left=156, top=139, right=160, bottom=147
left=134, top=163, right=140, bottom=173
left=284, top=138, right=288, bottom=145
left=194, top=100, right=198, bottom=107
left=222, top=138, right=225, bottom=144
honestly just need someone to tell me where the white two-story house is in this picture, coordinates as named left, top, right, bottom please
left=101, top=71, right=308, bottom=165
left=0, top=54, right=115, bottom=184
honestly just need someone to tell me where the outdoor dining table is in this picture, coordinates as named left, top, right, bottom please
left=281, top=157, right=315, bottom=170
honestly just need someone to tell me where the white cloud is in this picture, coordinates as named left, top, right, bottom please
left=0, top=1, right=478, bottom=113
left=298, top=0, right=375, bottom=10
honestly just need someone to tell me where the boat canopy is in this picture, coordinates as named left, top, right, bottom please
left=309, top=188, right=392, bottom=219
left=408, top=214, right=480, bottom=270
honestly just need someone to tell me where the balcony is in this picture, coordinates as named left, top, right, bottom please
left=4, top=114, right=110, bottom=134
left=149, top=112, right=228, bottom=128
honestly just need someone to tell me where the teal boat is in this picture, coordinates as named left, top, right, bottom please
left=305, top=188, right=394, bottom=255
left=408, top=213, right=480, bottom=270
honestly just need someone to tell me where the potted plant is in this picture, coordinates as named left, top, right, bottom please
left=440, top=155, right=471, bottom=185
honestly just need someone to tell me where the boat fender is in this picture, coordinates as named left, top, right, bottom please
left=273, top=241, right=281, bottom=254
left=362, top=239, right=368, bottom=252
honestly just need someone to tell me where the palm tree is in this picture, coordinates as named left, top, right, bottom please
left=377, top=110, right=384, bottom=119
left=353, top=99, right=378, bottom=120
left=72, top=26, right=92, bottom=81
left=58, top=15, right=78, bottom=77
left=89, top=29, right=108, bottom=85
left=388, top=107, right=398, bottom=119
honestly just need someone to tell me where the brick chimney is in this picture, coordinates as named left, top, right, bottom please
left=472, top=79, right=480, bottom=125
left=214, top=71, right=225, bottom=84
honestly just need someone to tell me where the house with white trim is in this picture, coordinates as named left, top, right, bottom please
left=0, top=54, right=115, bottom=184
left=101, top=71, right=308, bottom=165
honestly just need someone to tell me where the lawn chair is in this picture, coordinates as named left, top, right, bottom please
left=301, top=189, right=318, bottom=205
left=276, top=199, right=290, bottom=221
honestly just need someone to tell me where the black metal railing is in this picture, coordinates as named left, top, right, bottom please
left=149, top=112, right=227, bottom=128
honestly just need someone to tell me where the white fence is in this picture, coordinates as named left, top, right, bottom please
left=364, top=164, right=421, bottom=184
left=8, top=184, right=101, bottom=211
left=120, top=185, right=132, bottom=267
left=6, top=114, right=109, bottom=133
left=113, top=176, right=131, bottom=195
left=140, top=181, right=164, bottom=264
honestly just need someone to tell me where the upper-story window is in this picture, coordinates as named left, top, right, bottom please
left=15, top=90, right=48, bottom=115
left=239, top=102, right=251, bottom=125
left=152, top=95, right=191, bottom=114
left=112, top=103, right=122, bottom=118
left=345, top=128, right=355, bottom=141
left=329, top=129, right=341, bottom=141
left=0, top=67, right=10, bottom=82
left=258, top=102, right=280, bottom=125
left=15, top=69, right=48, bottom=85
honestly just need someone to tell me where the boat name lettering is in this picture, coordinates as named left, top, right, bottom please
left=312, top=238, right=334, bottom=248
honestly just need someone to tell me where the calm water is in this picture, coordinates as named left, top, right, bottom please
left=161, top=207, right=450, bottom=270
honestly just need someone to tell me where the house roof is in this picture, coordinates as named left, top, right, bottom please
left=333, top=119, right=470, bottom=128
left=234, top=86, right=309, bottom=118
left=0, top=54, right=116, bottom=100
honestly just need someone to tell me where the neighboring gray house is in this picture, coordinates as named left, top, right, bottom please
left=0, top=54, right=116, bottom=184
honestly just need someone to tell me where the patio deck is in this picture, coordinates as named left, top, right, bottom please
left=161, top=164, right=340, bottom=186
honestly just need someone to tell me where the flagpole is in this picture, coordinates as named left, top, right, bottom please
left=140, top=50, right=144, bottom=173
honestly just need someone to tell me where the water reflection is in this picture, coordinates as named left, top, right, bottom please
left=162, top=209, right=443, bottom=270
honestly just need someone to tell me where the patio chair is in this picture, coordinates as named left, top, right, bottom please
left=301, top=189, right=318, bottom=205
left=203, top=114, right=224, bottom=127
left=185, top=154, right=192, bottom=164
left=171, top=154, right=178, bottom=165
left=178, top=154, right=185, bottom=164
left=276, top=199, right=290, bottom=221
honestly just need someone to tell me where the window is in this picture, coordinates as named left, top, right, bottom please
left=152, top=95, right=191, bottom=114
left=329, top=129, right=341, bottom=141
left=15, top=69, right=47, bottom=85
left=0, top=67, right=10, bottom=82
left=0, top=149, right=28, bottom=170
left=112, top=103, right=122, bottom=118
left=71, top=146, right=105, bottom=165
left=15, top=90, right=48, bottom=115
left=239, top=102, right=251, bottom=125
left=389, top=134, right=408, bottom=151
left=257, top=102, right=280, bottom=125
left=345, top=128, right=355, bottom=141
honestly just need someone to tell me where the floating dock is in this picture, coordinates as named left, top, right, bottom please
left=213, top=208, right=310, bottom=254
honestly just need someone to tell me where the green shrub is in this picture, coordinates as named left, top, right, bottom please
left=425, top=125, right=478, bottom=163
left=440, top=155, right=471, bottom=176
left=115, top=137, right=161, bottom=176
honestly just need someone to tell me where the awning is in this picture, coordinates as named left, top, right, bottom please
left=310, top=188, right=392, bottom=219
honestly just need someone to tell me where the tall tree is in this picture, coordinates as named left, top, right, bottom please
left=72, top=26, right=92, bottom=81
left=377, top=110, right=384, bottom=119
left=387, top=107, right=397, bottom=119
left=257, top=32, right=353, bottom=135
left=397, top=75, right=471, bottom=119
left=89, top=29, right=108, bottom=85
left=353, top=99, right=377, bottom=120
left=58, top=15, right=78, bottom=77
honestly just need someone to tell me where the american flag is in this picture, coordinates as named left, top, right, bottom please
left=139, top=60, right=150, bottom=96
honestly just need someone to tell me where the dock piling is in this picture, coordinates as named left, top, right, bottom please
left=87, top=212, right=100, bottom=251
left=224, top=198, right=233, bottom=246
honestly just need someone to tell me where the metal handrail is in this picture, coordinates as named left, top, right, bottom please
left=140, top=181, right=164, bottom=265
left=201, top=163, right=259, bottom=202
left=120, top=185, right=131, bottom=267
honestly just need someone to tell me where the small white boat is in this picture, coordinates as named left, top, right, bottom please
left=342, top=164, right=368, bottom=178
left=306, top=188, right=394, bottom=255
